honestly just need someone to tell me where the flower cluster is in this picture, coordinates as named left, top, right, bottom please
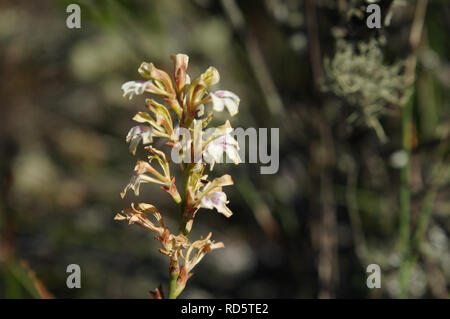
left=116, top=54, right=240, bottom=298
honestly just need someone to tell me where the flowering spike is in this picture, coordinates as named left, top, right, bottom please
left=117, top=54, right=240, bottom=298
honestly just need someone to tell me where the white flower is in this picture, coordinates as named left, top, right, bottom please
left=120, top=173, right=160, bottom=198
left=203, top=134, right=241, bottom=169
left=210, top=90, right=240, bottom=116
left=126, top=126, right=152, bottom=155
left=200, top=191, right=233, bottom=217
left=120, top=161, right=165, bottom=198
left=121, top=81, right=149, bottom=100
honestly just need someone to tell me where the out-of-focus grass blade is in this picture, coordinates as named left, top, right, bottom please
left=6, top=259, right=53, bottom=299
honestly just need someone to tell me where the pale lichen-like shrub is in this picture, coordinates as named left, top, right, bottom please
left=115, top=54, right=241, bottom=299
left=324, top=39, right=405, bottom=142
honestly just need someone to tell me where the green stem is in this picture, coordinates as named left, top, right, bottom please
left=398, top=89, right=414, bottom=299
left=168, top=164, right=194, bottom=298
left=168, top=259, right=180, bottom=299
left=168, top=273, right=179, bottom=299
left=397, top=0, right=428, bottom=299
left=178, top=164, right=193, bottom=235
left=405, top=165, right=441, bottom=285
left=412, top=188, right=436, bottom=254
left=168, top=276, right=186, bottom=299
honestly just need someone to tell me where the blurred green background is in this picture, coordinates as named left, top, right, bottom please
left=0, top=0, right=449, bottom=298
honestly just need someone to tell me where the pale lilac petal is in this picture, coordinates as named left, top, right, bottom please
left=126, top=126, right=152, bottom=155
left=210, top=90, right=240, bottom=116
left=121, top=81, right=149, bottom=100
left=200, top=191, right=233, bottom=217
left=203, top=133, right=240, bottom=169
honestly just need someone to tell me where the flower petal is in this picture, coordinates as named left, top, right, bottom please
left=200, top=191, right=233, bottom=217
left=121, top=81, right=148, bottom=100
left=210, top=92, right=225, bottom=112
left=126, top=126, right=153, bottom=155
left=203, top=133, right=240, bottom=169
left=210, top=90, right=240, bottom=116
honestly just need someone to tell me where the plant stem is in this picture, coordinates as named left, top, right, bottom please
left=168, top=163, right=194, bottom=298
left=398, top=0, right=428, bottom=298
left=405, top=163, right=443, bottom=289
left=412, top=188, right=436, bottom=254
left=398, top=90, right=413, bottom=298
left=168, top=273, right=179, bottom=299
left=168, top=258, right=180, bottom=299
left=178, top=164, right=193, bottom=235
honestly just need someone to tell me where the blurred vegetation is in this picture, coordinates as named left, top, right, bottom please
left=0, top=0, right=449, bottom=298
